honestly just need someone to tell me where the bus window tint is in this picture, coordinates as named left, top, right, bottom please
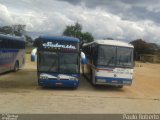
left=38, top=52, right=58, bottom=72
left=98, top=46, right=116, bottom=66
left=0, top=39, right=3, bottom=48
left=59, top=53, right=79, bottom=74
left=117, top=47, right=133, bottom=67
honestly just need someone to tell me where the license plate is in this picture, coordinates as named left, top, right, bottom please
left=55, top=83, right=63, bottom=85
left=97, top=79, right=106, bottom=83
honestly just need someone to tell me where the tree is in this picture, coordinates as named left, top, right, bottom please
left=0, top=26, right=13, bottom=35
left=12, top=25, right=26, bottom=36
left=0, top=24, right=26, bottom=36
left=0, top=24, right=34, bottom=47
left=81, top=32, right=94, bottom=43
left=63, top=23, right=82, bottom=37
left=25, top=35, right=33, bottom=47
left=63, top=22, right=94, bottom=47
left=130, top=39, right=160, bottom=60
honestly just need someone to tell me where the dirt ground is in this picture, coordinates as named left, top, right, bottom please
left=0, top=54, right=160, bottom=113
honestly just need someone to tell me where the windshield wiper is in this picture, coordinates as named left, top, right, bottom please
left=48, top=61, right=57, bottom=72
left=118, top=63, right=132, bottom=68
left=106, top=56, right=114, bottom=66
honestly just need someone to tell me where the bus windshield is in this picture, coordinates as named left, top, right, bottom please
left=59, top=53, right=79, bottom=74
left=97, top=45, right=133, bottom=67
left=38, top=52, right=79, bottom=74
left=38, top=52, right=58, bottom=72
left=116, top=47, right=133, bottom=67
left=97, top=46, right=116, bottom=66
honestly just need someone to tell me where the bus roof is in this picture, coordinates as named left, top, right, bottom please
left=0, top=34, right=25, bottom=41
left=83, top=39, right=134, bottom=48
left=38, top=36, right=80, bottom=42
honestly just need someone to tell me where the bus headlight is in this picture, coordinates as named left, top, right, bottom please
left=69, top=78, right=78, bottom=81
left=97, top=79, right=106, bottom=83
left=40, top=76, right=48, bottom=80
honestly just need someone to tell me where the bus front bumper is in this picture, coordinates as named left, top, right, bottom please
left=38, top=79, right=79, bottom=88
left=95, top=76, right=132, bottom=86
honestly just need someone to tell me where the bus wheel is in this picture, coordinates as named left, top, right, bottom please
left=90, top=70, right=95, bottom=86
left=13, top=61, right=19, bottom=72
left=90, top=69, right=93, bottom=82
left=73, top=86, right=78, bottom=90
left=117, top=85, right=123, bottom=88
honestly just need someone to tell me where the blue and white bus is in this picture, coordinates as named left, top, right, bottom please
left=0, top=34, right=25, bottom=74
left=32, top=36, right=80, bottom=88
left=82, top=40, right=134, bottom=88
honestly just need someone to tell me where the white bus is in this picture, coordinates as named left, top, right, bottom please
left=0, top=34, right=25, bottom=74
left=82, top=40, right=134, bottom=88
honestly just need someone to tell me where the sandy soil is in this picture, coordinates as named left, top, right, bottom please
left=0, top=54, right=160, bottom=113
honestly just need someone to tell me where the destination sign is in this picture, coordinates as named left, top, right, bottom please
left=41, top=41, right=79, bottom=52
left=43, top=42, right=76, bottom=50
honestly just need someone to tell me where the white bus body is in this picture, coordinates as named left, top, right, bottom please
left=82, top=40, right=134, bottom=88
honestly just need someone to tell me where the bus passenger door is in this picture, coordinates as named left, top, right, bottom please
left=0, top=51, right=3, bottom=72
left=90, top=44, right=98, bottom=85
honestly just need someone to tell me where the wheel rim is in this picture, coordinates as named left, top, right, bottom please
left=14, top=62, right=19, bottom=71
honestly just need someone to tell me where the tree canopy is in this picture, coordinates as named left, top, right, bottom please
left=130, top=39, right=160, bottom=60
left=0, top=24, right=26, bottom=36
left=0, top=24, right=33, bottom=46
left=63, top=23, right=94, bottom=47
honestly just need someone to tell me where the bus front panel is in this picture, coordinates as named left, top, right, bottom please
left=38, top=72, right=80, bottom=87
left=95, top=67, right=133, bottom=86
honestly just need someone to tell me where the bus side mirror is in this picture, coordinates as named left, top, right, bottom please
left=31, top=48, right=37, bottom=62
left=81, top=52, right=86, bottom=65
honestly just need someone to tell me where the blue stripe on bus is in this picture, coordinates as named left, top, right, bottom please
left=0, top=49, right=19, bottom=65
left=0, top=59, right=13, bottom=65
left=0, top=59, right=12, bottom=64
left=95, top=76, right=132, bottom=85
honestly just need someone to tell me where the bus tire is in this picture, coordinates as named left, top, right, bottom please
left=73, top=86, right=78, bottom=90
left=90, top=69, right=95, bottom=86
left=90, top=69, right=93, bottom=82
left=117, top=85, right=123, bottom=88
left=13, top=61, right=19, bottom=72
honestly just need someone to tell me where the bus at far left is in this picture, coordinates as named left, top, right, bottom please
left=0, top=34, right=25, bottom=74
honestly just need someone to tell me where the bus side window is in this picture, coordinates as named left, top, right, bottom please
left=4, top=39, right=8, bottom=48
left=94, top=46, right=98, bottom=65
left=8, top=39, right=11, bottom=49
left=0, top=39, right=2, bottom=48
left=90, top=45, right=93, bottom=64
left=13, top=40, right=16, bottom=49
left=0, top=38, right=5, bottom=49
left=91, top=44, right=97, bottom=66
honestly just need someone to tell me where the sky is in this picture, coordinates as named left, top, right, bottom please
left=0, top=0, right=160, bottom=44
